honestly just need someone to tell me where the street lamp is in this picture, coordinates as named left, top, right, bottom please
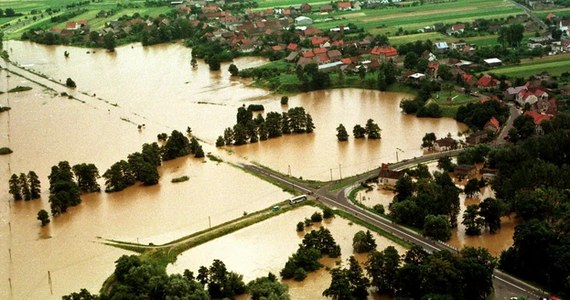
left=396, top=147, right=404, bottom=162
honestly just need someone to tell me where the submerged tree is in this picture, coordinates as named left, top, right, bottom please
left=72, top=163, right=101, bottom=193
left=9, top=174, right=22, bottom=200
left=336, top=124, right=349, bottom=141
left=365, top=119, right=381, bottom=139
left=37, top=209, right=50, bottom=226
left=28, top=171, right=41, bottom=199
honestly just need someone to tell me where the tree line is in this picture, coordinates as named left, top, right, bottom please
left=217, top=106, right=315, bottom=147
left=64, top=255, right=290, bottom=300
left=8, top=171, right=41, bottom=201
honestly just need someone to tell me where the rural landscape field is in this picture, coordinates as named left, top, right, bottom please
left=1, top=0, right=570, bottom=299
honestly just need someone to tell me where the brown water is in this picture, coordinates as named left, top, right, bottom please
left=1, top=40, right=469, bottom=298
left=167, top=206, right=406, bottom=299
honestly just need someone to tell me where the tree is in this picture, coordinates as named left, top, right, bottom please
left=208, top=56, right=221, bottom=71
left=497, top=24, right=525, bottom=47
left=508, top=115, right=536, bottom=142
left=306, top=113, right=315, bottom=133
left=48, top=161, right=81, bottom=216
left=421, top=132, right=437, bottom=149
left=127, top=153, right=159, bottom=185
left=423, top=215, right=451, bottom=241
left=322, top=268, right=352, bottom=300
left=296, top=222, right=305, bottom=232
left=353, top=125, right=366, bottom=139
left=336, top=124, right=349, bottom=141
left=62, top=289, right=99, bottom=300
left=20, top=173, right=32, bottom=200
left=323, top=206, right=334, bottom=219
left=73, top=163, right=101, bottom=193
left=459, top=247, right=497, bottom=299
left=228, top=63, right=239, bottom=76
left=462, top=204, right=484, bottom=236
left=463, top=179, right=480, bottom=198
left=37, top=209, right=50, bottom=226
left=479, top=197, right=502, bottom=233
left=310, top=211, right=323, bottom=222
left=323, top=257, right=369, bottom=300
left=366, top=246, right=400, bottom=294
left=103, top=33, right=116, bottom=51
left=437, top=156, right=455, bottom=172
left=247, top=274, right=290, bottom=300
left=223, top=127, right=234, bottom=145
left=9, top=173, right=22, bottom=200
left=281, top=112, right=291, bottom=134
left=346, top=256, right=370, bottom=299
left=28, top=171, right=41, bottom=199
left=365, top=119, right=381, bottom=139
left=394, top=175, right=414, bottom=202
left=266, top=112, right=283, bottom=138
left=404, top=52, right=418, bottom=69
left=280, top=96, right=289, bottom=105
left=162, top=130, right=190, bottom=160
left=103, top=160, right=136, bottom=192
left=352, top=230, right=376, bottom=253
left=66, top=78, right=77, bottom=88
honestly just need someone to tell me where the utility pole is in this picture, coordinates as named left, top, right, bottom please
left=288, top=165, right=291, bottom=176
left=330, top=168, right=333, bottom=181
left=339, top=164, right=342, bottom=180
left=48, top=271, right=53, bottom=295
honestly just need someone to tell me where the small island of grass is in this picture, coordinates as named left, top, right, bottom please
left=8, top=86, right=32, bottom=93
left=171, top=176, right=189, bottom=183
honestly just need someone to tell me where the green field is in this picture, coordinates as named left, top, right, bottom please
left=301, top=0, right=524, bottom=36
left=490, top=54, right=570, bottom=78
left=535, top=7, right=570, bottom=19
left=0, top=0, right=173, bottom=40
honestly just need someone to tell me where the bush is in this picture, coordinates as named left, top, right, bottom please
left=310, top=211, right=323, bottom=222
left=323, top=207, right=334, bottom=219
left=247, top=104, right=265, bottom=112
left=293, top=268, right=307, bottom=281
left=280, top=96, right=289, bottom=105
left=171, top=176, right=189, bottom=183
left=0, top=147, right=13, bottom=155
left=373, top=204, right=385, bottom=215
left=66, top=78, right=76, bottom=88
left=296, top=221, right=305, bottom=232
left=304, top=218, right=313, bottom=227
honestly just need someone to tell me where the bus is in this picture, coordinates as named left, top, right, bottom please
left=289, top=194, right=307, bottom=205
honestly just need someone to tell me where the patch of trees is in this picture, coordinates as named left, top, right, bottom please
left=455, top=100, right=509, bottom=130
left=456, top=144, right=490, bottom=165
left=322, top=245, right=496, bottom=300
left=389, top=171, right=460, bottom=239
left=462, top=197, right=505, bottom=236
left=296, top=63, right=331, bottom=91
left=103, top=142, right=161, bottom=192
left=497, top=24, right=525, bottom=48
left=218, top=106, right=314, bottom=146
left=9, top=171, right=41, bottom=201
left=281, top=227, right=341, bottom=281
left=400, top=80, right=442, bottom=117
left=353, top=230, right=377, bottom=253
left=507, top=114, right=536, bottom=142
left=482, top=116, right=570, bottom=296
left=0, top=8, right=22, bottom=18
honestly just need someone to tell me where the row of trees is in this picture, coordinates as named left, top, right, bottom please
left=48, top=161, right=83, bottom=216
left=324, top=227, right=496, bottom=300
left=455, top=100, right=509, bottom=130
left=336, top=119, right=382, bottom=141
left=8, top=171, right=41, bottom=201
left=217, top=106, right=315, bottom=146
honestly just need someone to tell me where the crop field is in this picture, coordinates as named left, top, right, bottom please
left=305, top=0, right=524, bottom=35
left=535, top=7, right=570, bottom=19
left=489, top=53, right=570, bottom=77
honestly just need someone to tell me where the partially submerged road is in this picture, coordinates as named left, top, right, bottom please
left=243, top=164, right=549, bottom=299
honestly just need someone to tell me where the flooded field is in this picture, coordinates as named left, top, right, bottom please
left=167, top=206, right=406, bottom=299
left=0, top=40, right=480, bottom=298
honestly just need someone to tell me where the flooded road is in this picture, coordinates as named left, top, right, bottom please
left=1, top=40, right=471, bottom=298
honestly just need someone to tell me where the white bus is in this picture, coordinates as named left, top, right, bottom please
left=289, top=194, right=307, bottom=205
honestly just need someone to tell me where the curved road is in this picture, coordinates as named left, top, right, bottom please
left=243, top=164, right=548, bottom=299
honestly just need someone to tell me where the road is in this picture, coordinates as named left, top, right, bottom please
left=509, top=0, right=547, bottom=29
left=243, top=163, right=549, bottom=299
left=495, top=103, right=521, bottom=146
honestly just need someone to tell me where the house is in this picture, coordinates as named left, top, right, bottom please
left=535, top=97, right=557, bottom=115
left=320, top=5, right=334, bottom=13
left=434, top=41, right=449, bottom=52
left=462, top=73, right=477, bottom=87
left=287, top=43, right=299, bottom=51
left=447, top=23, right=465, bottom=35
left=311, top=36, right=330, bottom=47
left=516, top=89, right=548, bottom=106
left=337, top=1, right=352, bottom=10
left=504, top=85, right=528, bottom=101
left=524, top=111, right=553, bottom=134
left=483, top=58, right=502, bottom=67
left=285, top=51, right=299, bottom=62
left=483, top=116, right=500, bottom=134
left=303, top=27, right=322, bottom=36
left=378, top=164, right=405, bottom=187
left=434, top=137, right=457, bottom=152
left=560, top=19, right=569, bottom=35
left=370, top=46, right=398, bottom=60
left=477, top=74, right=498, bottom=89
left=327, top=49, right=342, bottom=61
left=318, top=61, right=343, bottom=72
left=466, top=130, right=489, bottom=145
left=295, top=16, right=313, bottom=26
left=454, top=164, right=476, bottom=179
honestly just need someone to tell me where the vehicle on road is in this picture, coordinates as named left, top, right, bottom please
left=289, top=194, right=307, bottom=205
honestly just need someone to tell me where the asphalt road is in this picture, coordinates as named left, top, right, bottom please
left=244, top=164, right=549, bottom=299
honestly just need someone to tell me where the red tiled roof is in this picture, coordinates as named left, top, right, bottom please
left=304, top=27, right=323, bottom=36
left=477, top=74, right=496, bottom=87
left=337, top=1, right=351, bottom=9
left=524, top=111, right=552, bottom=125
left=313, top=47, right=327, bottom=54
left=311, top=37, right=329, bottom=46
left=370, top=46, right=398, bottom=57
left=341, top=58, right=352, bottom=64
left=302, top=50, right=315, bottom=58
left=486, top=117, right=500, bottom=129
left=287, top=43, right=299, bottom=51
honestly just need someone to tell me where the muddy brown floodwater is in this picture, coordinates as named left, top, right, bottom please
left=1, top=40, right=469, bottom=298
